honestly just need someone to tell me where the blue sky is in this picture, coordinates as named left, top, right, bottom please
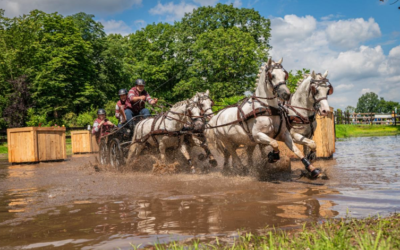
left=1, top=0, right=400, bottom=108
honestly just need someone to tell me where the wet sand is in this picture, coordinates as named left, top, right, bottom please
left=0, top=136, right=400, bottom=249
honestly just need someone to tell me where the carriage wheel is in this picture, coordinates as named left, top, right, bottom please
left=109, top=138, right=125, bottom=170
left=99, top=138, right=109, bottom=165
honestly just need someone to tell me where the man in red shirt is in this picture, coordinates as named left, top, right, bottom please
left=127, top=79, right=158, bottom=121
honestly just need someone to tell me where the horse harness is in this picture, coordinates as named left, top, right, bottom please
left=134, top=105, right=203, bottom=148
left=284, top=76, right=334, bottom=138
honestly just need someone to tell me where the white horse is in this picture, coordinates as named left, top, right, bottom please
left=285, top=70, right=333, bottom=162
left=127, top=98, right=203, bottom=167
left=206, top=58, right=321, bottom=177
left=186, top=90, right=218, bottom=170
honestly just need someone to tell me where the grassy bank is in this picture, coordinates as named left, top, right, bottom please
left=136, top=214, right=400, bottom=249
left=336, top=125, right=400, bottom=139
left=0, top=143, right=7, bottom=154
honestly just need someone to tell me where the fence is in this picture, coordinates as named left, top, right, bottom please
left=334, top=111, right=400, bottom=125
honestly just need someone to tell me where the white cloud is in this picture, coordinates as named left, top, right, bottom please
left=361, top=88, right=372, bottom=94
left=320, top=14, right=344, bottom=21
left=134, top=19, right=146, bottom=29
left=149, top=1, right=198, bottom=22
left=269, top=14, right=399, bottom=108
left=336, top=84, right=354, bottom=90
left=270, top=15, right=317, bottom=42
left=193, top=0, right=219, bottom=6
left=0, top=0, right=142, bottom=17
left=100, top=19, right=133, bottom=36
left=100, top=20, right=133, bottom=36
left=326, top=18, right=381, bottom=49
left=226, top=0, right=242, bottom=7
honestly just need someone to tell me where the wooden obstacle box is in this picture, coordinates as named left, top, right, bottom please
left=7, top=127, right=67, bottom=163
left=279, top=107, right=335, bottom=159
left=70, top=130, right=99, bottom=154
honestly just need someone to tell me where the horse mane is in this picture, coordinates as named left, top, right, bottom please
left=254, top=62, right=268, bottom=91
left=171, top=99, right=190, bottom=108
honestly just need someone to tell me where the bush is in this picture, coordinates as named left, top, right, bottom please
left=213, top=95, right=245, bottom=112
left=26, top=108, right=48, bottom=127
left=76, top=111, right=96, bottom=127
left=62, top=112, right=78, bottom=127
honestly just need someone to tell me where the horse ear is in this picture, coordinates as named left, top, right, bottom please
left=267, top=58, right=272, bottom=66
left=311, top=70, right=316, bottom=79
left=206, top=89, right=209, bottom=95
left=322, top=70, right=328, bottom=78
left=193, top=96, right=199, bottom=102
left=278, top=57, right=283, bottom=64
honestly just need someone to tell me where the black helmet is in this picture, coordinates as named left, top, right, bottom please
left=97, top=109, right=106, bottom=115
left=118, top=89, right=127, bottom=96
left=135, top=79, right=145, bottom=86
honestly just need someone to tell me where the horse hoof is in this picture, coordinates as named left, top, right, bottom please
left=197, top=154, right=206, bottom=161
left=310, top=168, right=321, bottom=179
left=307, top=151, right=317, bottom=163
left=209, top=159, right=218, bottom=168
left=268, top=151, right=280, bottom=163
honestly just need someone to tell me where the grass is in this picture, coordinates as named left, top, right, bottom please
left=134, top=214, right=400, bottom=250
left=336, top=125, right=400, bottom=139
left=0, top=143, right=7, bottom=154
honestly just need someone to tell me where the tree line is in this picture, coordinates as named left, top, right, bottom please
left=344, top=92, right=399, bottom=114
left=0, top=4, right=272, bottom=128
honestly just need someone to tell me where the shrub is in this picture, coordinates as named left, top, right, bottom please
left=25, top=108, right=48, bottom=127
left=62, top=112, right=78, bottom=127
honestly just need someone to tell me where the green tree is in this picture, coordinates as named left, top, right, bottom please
left=355, top=92, right=380, bottom=113
left=174, top=27, right=263, bottom=99
left=345, top=105, right=355, bottom=114
left=287, top=69, right=310, bottom=93
left=125, top=23, right=178, bottom=101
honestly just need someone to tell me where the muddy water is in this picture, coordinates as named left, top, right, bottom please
left=0, top=136, right=399, bottom=249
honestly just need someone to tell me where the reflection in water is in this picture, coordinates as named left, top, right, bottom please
left=0, top=187, right=338, bottom=249
left=0, top=136, right=399, bottom=249
left=332, top=136, right=400, bottom=217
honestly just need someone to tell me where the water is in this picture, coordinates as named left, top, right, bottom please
left=0, top=136, right=399, bottom=249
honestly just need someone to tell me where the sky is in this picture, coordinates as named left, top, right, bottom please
left=0, top=0, right=399, bottom=108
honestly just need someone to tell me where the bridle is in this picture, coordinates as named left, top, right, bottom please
left=194, top=94, right=215, bottom=118
left=309, top=77, right=334, bottom=110
left=265, top=63, right=289, bottom=96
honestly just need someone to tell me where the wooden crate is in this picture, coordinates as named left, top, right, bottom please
left=71, top=130, right=98, bottom=154
left=280, top=107, right=335, bottom=159
left=314, top=107, right=335, bottom=158
left=7, top=127, right=67, bottom=163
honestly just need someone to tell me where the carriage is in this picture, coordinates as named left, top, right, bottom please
left=98, top=116, right=143, bottom=169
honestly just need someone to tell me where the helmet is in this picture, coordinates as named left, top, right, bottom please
left=135, top=79, right=145, bottom=86
left=97, top=109, right=106, bottom=115
left=118, top=89, right=127, bottom=96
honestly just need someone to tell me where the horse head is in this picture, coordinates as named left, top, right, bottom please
left=192, top=90, right=214, bottom=120
left=309, top=70, right=333, bottom=116
left=264, top=57, right=291, bottom=101
left=187, top=99, right=205, bottom=132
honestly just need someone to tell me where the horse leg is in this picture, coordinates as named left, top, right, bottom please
left=159, top=140, right=167, bottom=164
left=194, top=136, right=218, bottom=168
left=282, top=130, right=321, bottom=178
left=127, top=143, right=145, bottom=169
left=255, top=132, right=280, bottom=163
left=223, top=141, right=245, bottom=176
left=179, top=140, right=194, bottom=172
left=291, top=132, right=317, bottom=162
left=245, top=145, right=256, bottom=175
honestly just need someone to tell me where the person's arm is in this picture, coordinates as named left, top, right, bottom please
left=145, top=92, right=158, bottom=105
left=92, top=121, right=100, bottom=134
left=128, top=89, right=146, bottom=103
left=115, top=104, right=120, bottom=120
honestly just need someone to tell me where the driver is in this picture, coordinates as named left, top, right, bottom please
left=127, top=79, right=158, bottom=120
